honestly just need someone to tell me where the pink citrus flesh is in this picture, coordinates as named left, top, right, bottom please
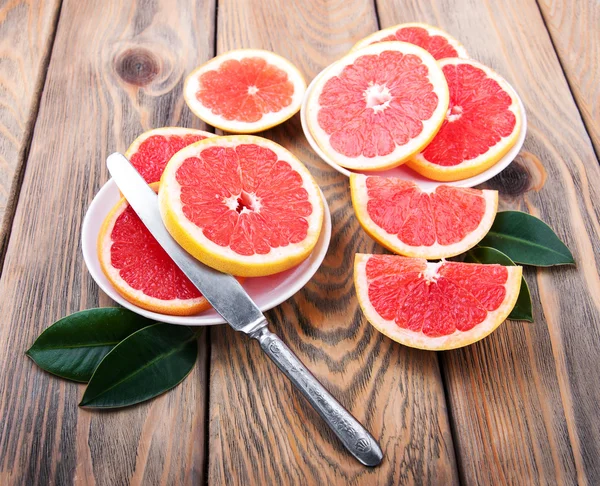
left=408, top=59, right=522, bottom=181
left=354, top=254, right=522, bottom=350
left=184, top=50, right=306, bottom=133
left=98, top=184, right=211, bottom=316
left=353, top=23, right=468, bottom=60
left=350, top=174, right=498, bottom=259
left=159, top=135, right=324, bottom=277
left=306, top=42, right=449, bottom=171
left=198, top=58, right=292, bottom=122
left=126, top=128, right=215, bottom=184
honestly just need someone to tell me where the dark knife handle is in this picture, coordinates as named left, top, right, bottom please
left=249, top=326, right=383, bottom=467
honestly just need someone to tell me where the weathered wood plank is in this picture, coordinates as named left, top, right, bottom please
left=0, top=0, right=61, bottom=266
left=207, top=1, right=458, bottom=484
left=538, top=0, right=600, bottom=156
left=374, top=1, right=600, bottom=484
left=0, top=0, right=215, bottom=484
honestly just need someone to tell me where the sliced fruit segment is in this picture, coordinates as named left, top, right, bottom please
left=98, top=183, right=211, bottom=316
left=305, top=41, right=449, bottom=171
left=126, top=127, right=215, bottom=184
left=184, top=49, right=306, bottom=133
left=408, top=58, right=522, bottom=181
left=352, top=22, right=468, bottom=60
left=159, top=135, right=324, bottom=277
left=354, top=254, right=522, bottom=350
left=350, top=174, right=498, bottom=259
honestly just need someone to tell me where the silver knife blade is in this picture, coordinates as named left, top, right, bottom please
left=106, top=152, right=266, bottom=334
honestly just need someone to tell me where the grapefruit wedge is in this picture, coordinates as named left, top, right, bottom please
left=350, top=175, right=498, bottom=259
left=126, top=127, right=215, bottom=184
left=352, top=22, right=468, bottom=60
left=305, top=41, right=449, bottom=171
left=98, top=183, right=211, bottom=316
left=184, top=49, right=306, bottom=133
left=408, top=59, right=522, bottom=181
left=354, top=254, right=522, bottom=350
left=158, top=135, right=324, bottom=277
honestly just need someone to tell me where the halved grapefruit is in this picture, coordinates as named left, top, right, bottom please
left=158, top=135, right=324, bottom=277
left=98, top=183, right=210, bottom=316
left=184, top=49, right=306, bottom=133
left=352, top=22, right=468, bottom=60
left=126, top=127, right=215, bottom=184
left=354, top=254, right=522, bottom=350
left=305, top=41, right=449, bottom=171
left=350, top=175, right=497, bottom=259
left=408, top=58, right=522, bottom=181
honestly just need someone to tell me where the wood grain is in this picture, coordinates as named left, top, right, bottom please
left=0, top=0, right=215, bottom=484
left=3, top=0, right=599, bottom=484
left=0, top=0, right=61, bottom=266
left=207, top=1, right=458, bottom=484
left=374, top=1, right=600, bottom=484
left=537, top=0, right=600, bottom=156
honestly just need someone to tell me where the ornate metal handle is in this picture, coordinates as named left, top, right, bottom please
left=249, top=326, right=383, bottom=467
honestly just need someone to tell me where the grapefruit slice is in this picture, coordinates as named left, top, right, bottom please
left=184, top=49, right=306, bottom=133
left=98, top=183, right=210, bottom=316
left=159, top=135, right=324, bottom=277
left=408, top=59, right=522, bottom=181
left=354, top=254, right=522, bottom=350
left=352, top=22, right=468, bottom=60
left=305, top=41, right=449, bottom=171
left=126, top=127, right=215, bottom=184
left=350, top=175, right=498, bottom=259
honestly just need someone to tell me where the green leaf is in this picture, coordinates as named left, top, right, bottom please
left=479, top=211, right=575, bottom=266
left=464, top=246, right=533, bottom=322
left=26, top=308, right=153, bottom=382
left=79, top=324, right=197, bottom=408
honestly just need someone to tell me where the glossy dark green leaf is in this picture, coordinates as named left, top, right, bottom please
left=465, top=246, right=533, bottom=322
left=79, top=324, right=197, bottom=408
left=26, top=308, right=153, bottom=382
left=480, top=211, right=574, bottom=266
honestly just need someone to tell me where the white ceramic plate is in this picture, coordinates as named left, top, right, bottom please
left=300, top=67, right=527, bottom=191
left=82, top=179, right=332, bottom=326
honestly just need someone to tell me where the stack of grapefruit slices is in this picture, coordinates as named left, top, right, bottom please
left=98, top=128, right=324, bottom=316
left=304, top=22, right=524, bottom=183
left=97, top=50, right=320, bottom=317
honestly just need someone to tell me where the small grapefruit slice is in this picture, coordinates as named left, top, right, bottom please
left=305, top=41, right=449, bottom=171
left=159, top=135, right=324, bottom=277
left=126, top=127, right=215, bottom=184
left=98, top=183, right=210, bottom=316
left=184, top=49, right=306, bottom=133
left=352, top=22, right=468, bottom=60
left=350, top=174, right=498, bottom=259
left=354, top=254, right=522, bottom=350
left=408, top=59, right=522, bottom=181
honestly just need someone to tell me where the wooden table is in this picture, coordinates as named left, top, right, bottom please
left=0, top=0, right=599, bottom=484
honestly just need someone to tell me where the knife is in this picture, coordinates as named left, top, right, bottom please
left=106, top=153, right=383, bottom=467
